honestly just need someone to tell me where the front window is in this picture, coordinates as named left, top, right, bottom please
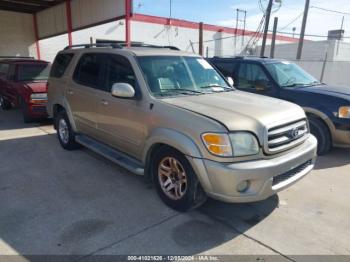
left=265, top=61, right=320, bottom=88
left=17, top=63, right=50, bottom=82
left=137, top=56, right=231, bottom=97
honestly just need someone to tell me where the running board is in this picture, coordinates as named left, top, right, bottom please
left=75, top=135, right=144, bottom=176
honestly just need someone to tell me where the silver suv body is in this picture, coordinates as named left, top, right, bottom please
left=47, top=44, right=317, bottom=211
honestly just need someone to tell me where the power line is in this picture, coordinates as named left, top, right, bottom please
left=279, top=11, right=304, bottom=30
left=311, top=6, right=350, bottom=16
left=271, top=30, right=350, bottom=38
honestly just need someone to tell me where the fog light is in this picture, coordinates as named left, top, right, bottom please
left=237, top=180, right=250, bottom=193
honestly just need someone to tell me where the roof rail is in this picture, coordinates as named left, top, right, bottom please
left=63, top=42, right=180, bottom=51
left=0, top=56, right=34, bottom=59
left=122, top=43, right=180, bottom=50
left=63, top=43, right=123, bottom=50
left=212, top=55, right=269, bottom=59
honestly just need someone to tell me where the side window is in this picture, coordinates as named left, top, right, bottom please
left=237, top=63, right=269, bottom=89
left=212, top=61, right=236, bottom=77
left=7, top=65, right=16, bottom=81
left=73, top=53, right=104, bottom=89
left=104, top=55, right=136, bottom=92
left=0, top=63, right=9, bottom=75
left=50, top=53, right=74, bottom=78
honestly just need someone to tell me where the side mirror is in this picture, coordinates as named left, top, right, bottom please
left=227, top=77, right=234, bottom=87
left=111, top=83, right=135, bottom=98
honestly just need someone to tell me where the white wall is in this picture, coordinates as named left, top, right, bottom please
left=0, top=10, right=37, bottom=57
left=73, top=19, right=126, bottom=44
left=71, top=0, right=125, bottom=29
left=37, top=3, right=67, bottom=39
left=39, top=34, right=69, bottom=62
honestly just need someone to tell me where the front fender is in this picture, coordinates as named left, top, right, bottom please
left=142, top=128, right=213, bottom=193
left=142, top=128, right=203, bottom=163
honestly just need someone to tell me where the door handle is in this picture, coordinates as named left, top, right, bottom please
left=67, top=90, right=74, bottom=95
left=101, top=99, right=108, bottom=106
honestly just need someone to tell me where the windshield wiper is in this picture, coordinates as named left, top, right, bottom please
left=154, top=88, right=205, bottom=97
left=199, top=85, right=234, bottom=92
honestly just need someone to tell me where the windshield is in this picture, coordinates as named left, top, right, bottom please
left=265, top=61, right=320, bottom=88
left=137, top=56, right=231, bottom=97
left=17, top=64, right=50, bottom=81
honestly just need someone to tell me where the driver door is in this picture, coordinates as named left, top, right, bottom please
left=95, top=54, right=147, bottom=159
left=236, top=62, right=278, bottom=97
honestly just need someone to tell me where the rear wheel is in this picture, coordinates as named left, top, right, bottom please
left=309, top=117, right=332, bottom=155
left=0, top=95, right=11, bottom=110
left=152, top=146, right=207, bottom=212
left=56, top=110, right=81, bottom=150
left=20, top=98, right=33, bottom=123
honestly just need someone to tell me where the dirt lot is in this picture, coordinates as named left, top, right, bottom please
left=0, top=109, right=349, bottom=260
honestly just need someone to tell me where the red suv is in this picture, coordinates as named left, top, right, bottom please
left=0, top=58, right=50, bottom=122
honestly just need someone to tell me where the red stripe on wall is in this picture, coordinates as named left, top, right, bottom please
left=65, top=0, right=73, bottom=46
left=132, top=13, right=299, bottom=43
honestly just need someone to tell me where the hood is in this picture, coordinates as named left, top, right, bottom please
left=162, top=90, right=306, bottom=133
left=23, top=82, right=47, bottom=93
left=298, top=84, right=350, bottom=99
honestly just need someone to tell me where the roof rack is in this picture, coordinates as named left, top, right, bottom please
left=119, top=43, right=180, bottom=50
left=63, top=42, right=180, bottom=51
left=212, top=55, right=269, bottom=59
left=64, top=43, right=123, bottom=50
left=0, top=56, right=34, bottom=59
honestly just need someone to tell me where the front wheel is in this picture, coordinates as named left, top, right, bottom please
left=152, top=146, right=207, bottom=212
left=309, top=117, right=332, bottom=155
left=0, top=95, right=11, bottom=110
left=56, top=110, right=81, bottom=150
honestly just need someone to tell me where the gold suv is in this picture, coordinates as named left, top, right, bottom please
left=47, top=44, right=317, bottom=211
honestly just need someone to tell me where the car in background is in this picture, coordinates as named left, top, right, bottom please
left=208, top=56, right=350, bottom=155
left=0, top=58, right=50, bottom=123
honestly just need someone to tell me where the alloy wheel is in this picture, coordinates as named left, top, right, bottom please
left=158, top=157, right=188, bottom=200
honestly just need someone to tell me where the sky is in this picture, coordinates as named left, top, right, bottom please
left=134, top=0, right=350, bottom=39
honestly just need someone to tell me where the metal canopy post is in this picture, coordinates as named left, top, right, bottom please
left=33, top=13, right=41, bottom=60
left=125, top=0, right=132, bottom=47
left=65, top=0, right=73, bottom=47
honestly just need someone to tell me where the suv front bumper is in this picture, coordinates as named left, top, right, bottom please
left=190, top=135, right=317, bottom=203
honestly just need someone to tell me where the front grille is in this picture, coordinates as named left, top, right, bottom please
left=272, top=160, right=312, bottom=187
left=267, top=119, right=308, bottom=154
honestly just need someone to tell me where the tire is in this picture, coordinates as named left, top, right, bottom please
left=55, top=110, right=81, bottom=150
left=152, top=146, right=207, bottom=212
left=20, top=98, right=33, bottom=123
left=0, top=95, right=11, bottom=110
left=309, top=117, right=332, bottom=155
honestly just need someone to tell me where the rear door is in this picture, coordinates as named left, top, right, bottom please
left=67, top=53, right=105, bottom=137
left=0, top=63, right=9, bottom=95
left=3, top=64, right=17, bottom=102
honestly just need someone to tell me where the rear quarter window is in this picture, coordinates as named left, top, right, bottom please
left=50, top=53, right=74, bottom=78
left=0, top=63, right=9, bottom=75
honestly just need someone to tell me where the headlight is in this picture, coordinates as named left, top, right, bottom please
left=30, top=93, right=47, bottom=100
left=229, top=132, right=259, bottom=157
left=339, top=106, right=350, bottom=119
left=201, top=132, right=259, bottom=157
left=201, top=133, right=232, bottom=157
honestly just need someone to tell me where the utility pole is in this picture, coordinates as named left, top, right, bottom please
left=235, top=9, right=247, bottom=55
left=199, top=22, right=204, bottom=56
left=296, top=0, right=310, bottom=60
left=235, top=9, right=239, bottom=54
left=336, top=16, right=345, bottom=55
left=260, top=0, right=273, bottom=57
left=270, top=17, right=278, bottom=58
